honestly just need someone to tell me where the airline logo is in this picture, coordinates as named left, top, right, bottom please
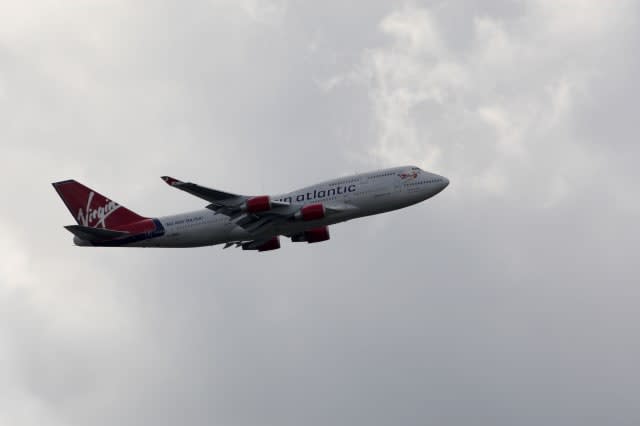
left=398, top=171, right=418, bottom=181
left=77, top=191, right=121, bottom=228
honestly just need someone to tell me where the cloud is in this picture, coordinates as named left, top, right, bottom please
left=240, top=0, right=288, bottom=26
left=1, top=1, right=639, bottom=425
left=338, top=1, right=637, bottom=208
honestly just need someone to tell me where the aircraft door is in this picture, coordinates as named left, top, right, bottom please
left=394, top=176, right=403, bottom=194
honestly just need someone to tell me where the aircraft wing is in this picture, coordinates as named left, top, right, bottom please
left=161, top=176, right=354, bottom=236
left=162, top=176, right=296, bottom=234
left=161, top=176, right=243, bottom=205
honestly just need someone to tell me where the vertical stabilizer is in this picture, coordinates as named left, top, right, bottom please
left=52, top=180, right=147, bottom=229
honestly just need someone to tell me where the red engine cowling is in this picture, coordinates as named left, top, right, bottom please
left=244, top=195, right=271, bottom=213
left=242, top=236, right=281, bottom=252
left=258, top=237, right=281, bottom=252
left=304, top=226, right=330, bottom=243
left=291, top=226, right=329, bottom=244
left=295, top=203, right=325, bottom=221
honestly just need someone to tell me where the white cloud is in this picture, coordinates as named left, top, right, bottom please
left=380, top=6, right=444, bottom=55
left=239, top=0, right=288, bottom=26
left=0, top=1, right=639, bottom=425
left=344, top=1, right=635, bottom=207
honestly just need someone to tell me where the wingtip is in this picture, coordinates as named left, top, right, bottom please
left=51, top=179, right=76, bottom=187
left=161, top=176, right=183, bottom=186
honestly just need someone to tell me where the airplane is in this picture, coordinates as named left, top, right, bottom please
left=52, top=166, right=449, bottom=251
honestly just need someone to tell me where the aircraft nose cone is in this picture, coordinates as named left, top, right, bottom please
left=432, top=174, right=449, bottom=193
left=441, top=176, right=450, bottom=189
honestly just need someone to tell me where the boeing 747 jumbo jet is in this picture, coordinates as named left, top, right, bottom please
left=52, top=166, right=449, bottom=252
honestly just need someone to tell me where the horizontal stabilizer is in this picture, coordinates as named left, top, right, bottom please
left=64, top=225, right=129, bottom=242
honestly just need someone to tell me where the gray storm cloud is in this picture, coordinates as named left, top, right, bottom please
left=1, top=1, right=639, bottom=425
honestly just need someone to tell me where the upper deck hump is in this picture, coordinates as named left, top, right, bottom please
left=273, top=165, right=420, bottom=200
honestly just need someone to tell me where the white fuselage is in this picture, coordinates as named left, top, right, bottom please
left=111, top=166, right=448, bottom=248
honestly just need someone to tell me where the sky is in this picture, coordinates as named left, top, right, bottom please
left=1, top=1, right=639, bottom=425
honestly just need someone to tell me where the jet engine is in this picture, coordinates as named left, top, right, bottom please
left=291, top=226, right=330, bottom=243
left=294, top=203, right=325, bottom=221
left=243, top=195, right=271, bottom=213
left=242, top=236, right=281, bottom=252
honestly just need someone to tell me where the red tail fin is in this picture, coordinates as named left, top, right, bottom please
left=52, top=180, right=147, bottom=229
